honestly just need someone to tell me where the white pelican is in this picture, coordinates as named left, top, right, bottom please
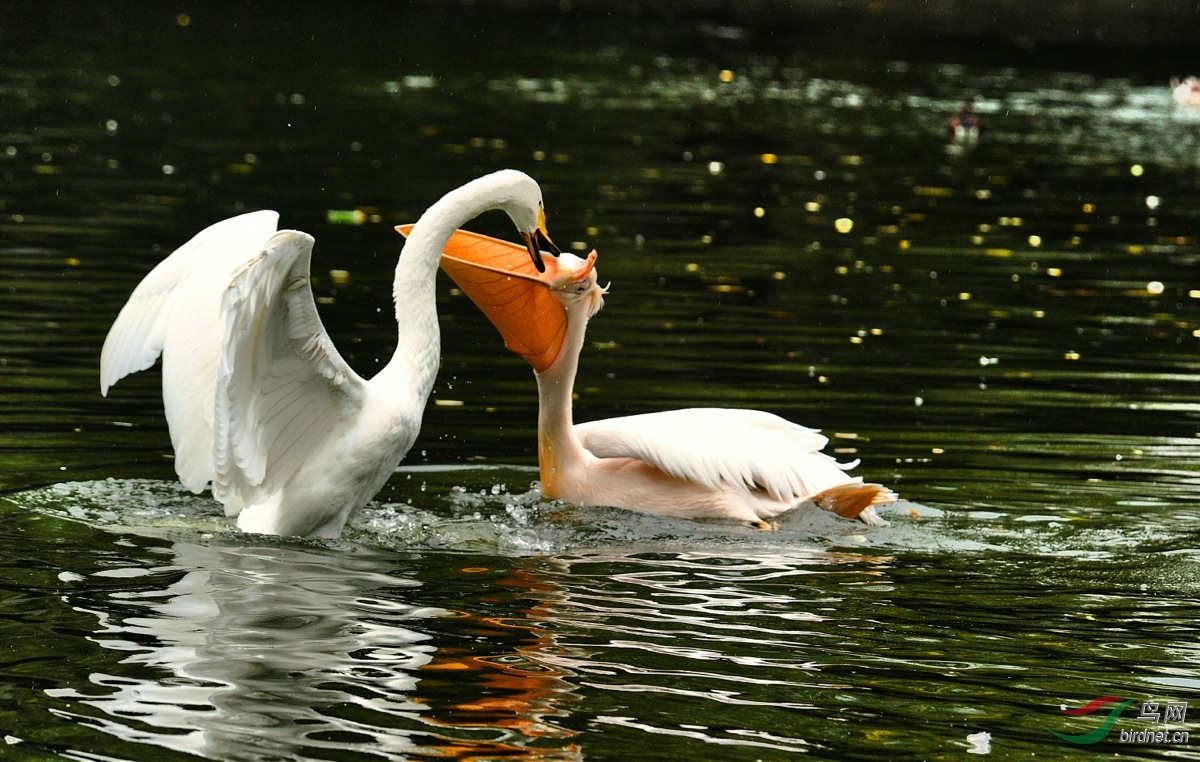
left=100, top=169, right=558, bottom=537
left=419, top=230, right=897, bottom=528
left=1171, top=76, right=1200, bottom=107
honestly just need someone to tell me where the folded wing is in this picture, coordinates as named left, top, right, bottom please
left=574, top=407, right=857, bottom=503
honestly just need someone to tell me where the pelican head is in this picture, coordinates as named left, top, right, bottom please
left=484, top=170, right=560, bottom=272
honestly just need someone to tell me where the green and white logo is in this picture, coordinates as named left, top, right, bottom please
left=1050, top=697, right=1189, bottom=746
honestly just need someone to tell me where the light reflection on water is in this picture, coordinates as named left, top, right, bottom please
left=3, top=5, right=1200, bottom=760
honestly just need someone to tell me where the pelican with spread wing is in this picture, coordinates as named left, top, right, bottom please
left=101, top=170, right=557, bottom=537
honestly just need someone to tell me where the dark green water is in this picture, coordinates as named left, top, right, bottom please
left=2, top=4, right=1199, bottom=760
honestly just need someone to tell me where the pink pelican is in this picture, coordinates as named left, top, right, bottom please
left=413, top=230, right=897, bottom=528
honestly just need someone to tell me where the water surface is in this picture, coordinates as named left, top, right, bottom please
left=2, top=4, right=1199, bottom=760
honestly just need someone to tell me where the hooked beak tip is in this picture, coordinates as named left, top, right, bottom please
left=522, top=231, right=548, bottom=273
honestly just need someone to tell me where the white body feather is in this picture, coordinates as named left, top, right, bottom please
left=575, top=408, right=858, bottom=507
left=531, top=259, right=895, bottom=526
left=101, top=170, right=550, bottom=537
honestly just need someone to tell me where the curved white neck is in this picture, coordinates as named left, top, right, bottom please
left=376, top=174, right=531, bottom=409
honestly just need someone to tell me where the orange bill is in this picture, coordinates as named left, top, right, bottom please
left=396, top=226, right=594, bottom=372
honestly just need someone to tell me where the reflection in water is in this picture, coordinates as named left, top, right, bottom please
left=17, top=478, right=588, bottom=759
left=415, top=564, right=583, bottom=759
left=526, top=548, right=890, bottom=755
left=40, top=531, right=882, bottom=758
left=5, top=471, right=1200, bottom=759
left=47, top=541, right=441, bottom=759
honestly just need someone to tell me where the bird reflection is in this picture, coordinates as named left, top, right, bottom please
left=32, top=481, right=897, bottom=760
left=414, top=564, right=582, bottom=759
left=47, top=540, right=439, bottom=759
left=44, top=539, right=579, bottom=760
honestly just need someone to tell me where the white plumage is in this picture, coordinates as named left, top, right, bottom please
left=102, top=210, right=282, bottom=494
left=101, top=170, right=554, bottom=537
left=575, top=408, right=857, bottom=505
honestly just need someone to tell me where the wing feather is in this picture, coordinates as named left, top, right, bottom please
left=100, top=210, right=281, bottom=491
left=212, top=230, right=365, bottom=512
left=100, top=210, right=280, bottom=394
left=575, top=408, right=855, bottom=502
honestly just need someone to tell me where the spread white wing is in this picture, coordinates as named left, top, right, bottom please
left=574, top=407, right=855, bottom=502
left=99, top=210, right=280, bottom=491
left=211, top=230, right=365, bottom=512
